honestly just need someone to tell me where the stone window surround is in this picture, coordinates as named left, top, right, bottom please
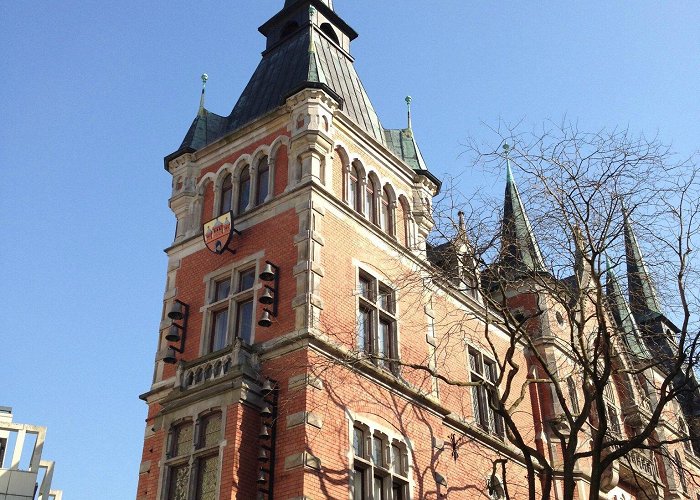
left=200, top=253, right=264, bottom=353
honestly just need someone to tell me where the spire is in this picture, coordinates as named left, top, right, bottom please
left=605, top=256, right=651, bottom=359
left=623, top=209, right=663, bottom=318
left=500, top=144, right=546, bottom=274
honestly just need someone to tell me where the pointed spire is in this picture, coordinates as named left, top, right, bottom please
left=605, top=256, right=651, bottom=359
left=500, top=144, right=546, bottom=274
left=623, top=209, right=662, bottom=317
left=198, top=73, right=208, bottom=117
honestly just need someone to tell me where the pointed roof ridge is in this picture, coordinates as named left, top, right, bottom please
left=605, top=256, right=651, bottom=359
left=623, top=209, right=663, bottom=317
left=500, top=147, right=546, bottom=274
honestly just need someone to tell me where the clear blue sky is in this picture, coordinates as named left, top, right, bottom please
left=1, top=1, right=698, bottom=498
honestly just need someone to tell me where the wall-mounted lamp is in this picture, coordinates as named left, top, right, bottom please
left=258, top=261, right=279, bottom=327
left=164, top=299, right=189, bottom=364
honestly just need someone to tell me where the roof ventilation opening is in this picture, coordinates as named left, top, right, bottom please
left=320, top=23, right=339, bottom=44
left=280, top=21, right=299, bottom=40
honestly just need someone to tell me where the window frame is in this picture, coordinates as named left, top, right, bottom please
left=468, top=347, right=504, bottom=438
left=204, top=265, right=257, bottom=353
left=357, top=271, right=398, bottom=373
left=164, top=412, right=223, bottom=500
left=236, top=165, right=251, bottom=214
left=380, top=186, right=394, bottom=236
left=255, top=156, right=270, bottom=206
left=347, top=164, right=362, bottom=213
left=218, top=173, right=233, bottom=216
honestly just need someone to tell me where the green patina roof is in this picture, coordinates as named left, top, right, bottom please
left=606, top=258, right=652, bottom=360
left=500, top=161, right=546, bottom=274
left=623, top=210, right=663, bottom=318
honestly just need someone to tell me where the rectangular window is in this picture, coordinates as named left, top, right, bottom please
left=166, top=413, right=221, bottom=500
left=469, top=348, right=504, bottom=438
left=357, top=272, right=398, bottom=372
left=205, top=266, right=257, bottom=353
left=167, top=464, right=190, bottom=500
left=195, top=454, right=219, bottom=500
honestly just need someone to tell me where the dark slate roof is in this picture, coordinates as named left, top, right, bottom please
left=166, top=0, right=438, bottom=188
left=500, top=161, right=546, bottom=274
left=173, top=24, right=385, bottom=158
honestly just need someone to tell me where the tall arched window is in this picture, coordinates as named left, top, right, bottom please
left=219, top=174, right=232, bottom=215
left=365, top=177, right=377, bottom=223
left=237, top=166, right=250, bottom=214
left=381, top=187, right=394, bottom=235
left=348, top=165, right=361, bottom=212
left=256, top=156, right=269, bottom=205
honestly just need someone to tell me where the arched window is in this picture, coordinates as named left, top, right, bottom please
left=219, top=174, right=232, bottom=215
left=256, top=156, right=269, bottom=205
left=237, top=166, right=250, bottom=214
left=348, top=164, right=361, bottom=212
left=320, top=23, right=340, bottom=44
left=381, top=186, right=394, bottom=235
left=365, top=177, right=377, bottom=223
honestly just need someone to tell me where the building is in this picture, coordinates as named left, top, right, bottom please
left=0, top=407, right=62, bottom=500
left=136, top=1, right=700, bottom=498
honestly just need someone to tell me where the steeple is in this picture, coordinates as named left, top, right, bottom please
left=605, top=256, right=651, bottom=359
left=500, top=145, right=546, bottom=274
left=623, top=210, right=663, bottom=320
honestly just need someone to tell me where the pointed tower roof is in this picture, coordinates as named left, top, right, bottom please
left=500, top=148, right=546, bottom=274
left=623, top=210, right=663, bottom=321
left=606, top=257, right=651, bottom=359
left=181, top=0, right=383, bottom=148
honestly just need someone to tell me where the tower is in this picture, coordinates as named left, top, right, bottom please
left=137, top=2, right=440, bottom=498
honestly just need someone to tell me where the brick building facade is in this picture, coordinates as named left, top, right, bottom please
left=136, top=1, right=700, bottom=499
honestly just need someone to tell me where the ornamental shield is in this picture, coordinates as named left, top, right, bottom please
left=203, top=212, right=234, bottom=254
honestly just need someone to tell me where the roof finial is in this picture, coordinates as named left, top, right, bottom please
left=405, top=96, right=412, bottom=131
left=198, top=73, right=209, bottom=116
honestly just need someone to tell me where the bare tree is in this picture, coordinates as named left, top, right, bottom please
left=412, top=121, right=700, bottom=500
